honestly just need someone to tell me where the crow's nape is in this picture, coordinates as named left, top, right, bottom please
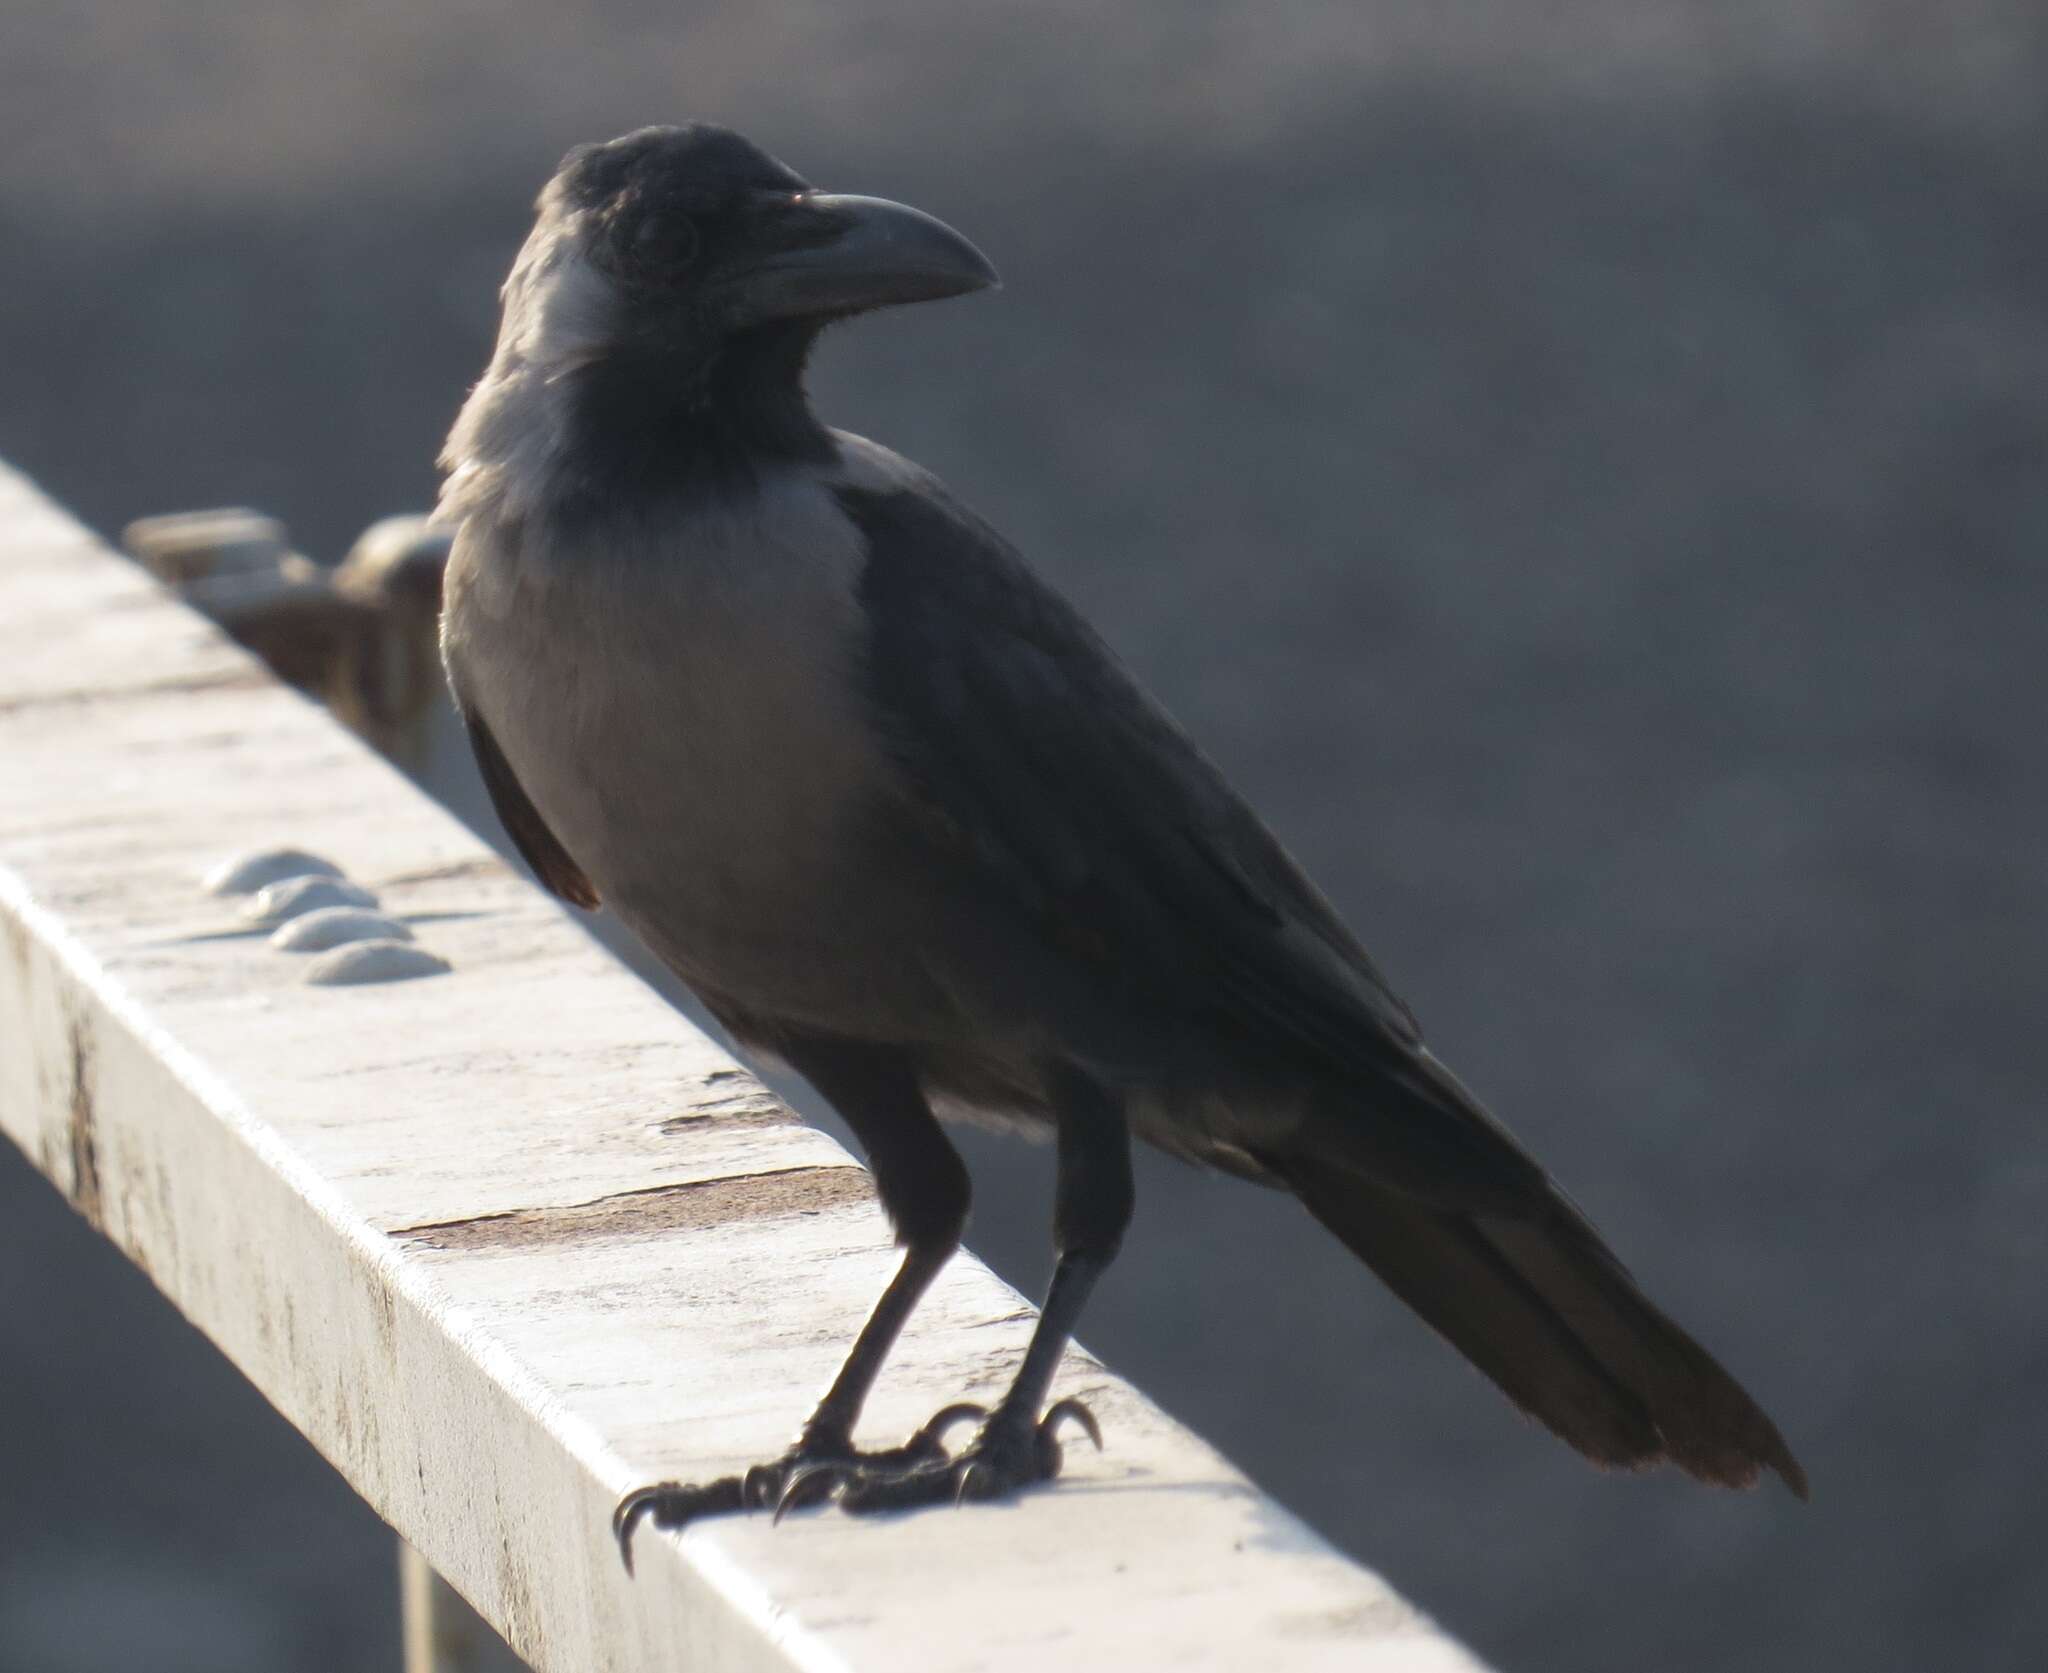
left=1280, top=1163, right=1809, bottom=1497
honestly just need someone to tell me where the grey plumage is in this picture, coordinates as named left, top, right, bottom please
left=438, top=125, right=1805, bottom=1546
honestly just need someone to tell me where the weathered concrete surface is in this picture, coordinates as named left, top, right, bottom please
left=0, top=461, right=1486, bottom=1671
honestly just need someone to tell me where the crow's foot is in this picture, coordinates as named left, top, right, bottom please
left=612, top=1403, right=987, bottom=1571
left=835, top=1397, right=1102, bottom=1514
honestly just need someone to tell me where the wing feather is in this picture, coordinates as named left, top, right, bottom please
left=459, top=699, right=601, bottom=911
left=839, top=478, right=1537, bottom=1196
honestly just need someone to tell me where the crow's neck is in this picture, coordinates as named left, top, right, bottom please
left=561, top=319, right=835, bottom=510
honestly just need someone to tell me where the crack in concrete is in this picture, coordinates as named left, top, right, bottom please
left=66, top=1016, right=103, bottom=1228
left=388, top=1163, right=873, bottom=1253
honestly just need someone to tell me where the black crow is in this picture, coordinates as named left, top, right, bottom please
left=435, top=124, right=1807, bottom=1571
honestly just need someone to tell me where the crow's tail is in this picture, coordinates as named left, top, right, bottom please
left=1281, top=1161, right=1808, bottom=1496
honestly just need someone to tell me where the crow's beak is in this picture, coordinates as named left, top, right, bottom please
left=740, top=194, right=999, bottom=322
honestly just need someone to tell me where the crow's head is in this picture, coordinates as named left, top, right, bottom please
left=448, top=125, right=997, bottom=491
left=499, top=125, right=996, bottom=380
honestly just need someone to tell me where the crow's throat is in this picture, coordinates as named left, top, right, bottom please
left=561, top=319, right=835, bottom=512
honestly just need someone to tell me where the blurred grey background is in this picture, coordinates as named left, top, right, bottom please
left=2, top=3, right=2044, bottom=1670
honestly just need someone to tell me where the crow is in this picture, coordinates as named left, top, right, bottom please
left=435, top=124, right=1807, bottom=1569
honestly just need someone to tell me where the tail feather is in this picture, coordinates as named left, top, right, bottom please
left=1284, top=1164, right=1808, bottom=1498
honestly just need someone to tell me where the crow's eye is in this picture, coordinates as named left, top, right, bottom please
left=629, top=211, right=701, bottom=273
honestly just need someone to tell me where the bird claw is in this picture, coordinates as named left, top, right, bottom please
left=911, top=1401, right=989, bottom=1454
left=612, top=1477, right=747, bottom=1574
left=772, top=1459, right=849, bottom=1524
left=613, top=1407, right=1010, bottom=1569
left=1040, top=1396, right=1102, bottom=1451
left=741, top=1460, right=783, bottom=1508
left=614, top=1445, right=846, bottom=1570
left=836, top=1397, right=1105, bottom=1515
left=952, top=1458, right=994, bottom=1508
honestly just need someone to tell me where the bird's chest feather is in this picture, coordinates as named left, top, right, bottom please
left=446, top=481, right=892, bottom=968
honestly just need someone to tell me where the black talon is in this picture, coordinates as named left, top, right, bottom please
left=1028, top=1398, right=1099, bottom=1480
left=773, top=1459, right=847, bottom=1524
left=613, top=1477, right=747, bottom=1573
left=952, top=1458, right=993, bottom=1507
left=613, top=1485, right=668, bottom=1574
left=1040, top=1397, right=1102, bottom=1451
left=742, top=1446, right=834, bottom=1509
left=914, top=1401, right=988, bottom=1452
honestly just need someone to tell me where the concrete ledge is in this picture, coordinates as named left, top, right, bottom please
left=0, top=458, right=1488, bottom=1672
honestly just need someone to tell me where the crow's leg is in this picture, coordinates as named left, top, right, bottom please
left=838, top=1064, right=1131, bottom=1512
left=614, top=1037, right=970, bottom=1568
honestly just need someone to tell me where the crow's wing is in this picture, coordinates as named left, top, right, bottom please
left=458, top=698, right=601, bottom=911
left=838, top=476, right=1544, bottom=1203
